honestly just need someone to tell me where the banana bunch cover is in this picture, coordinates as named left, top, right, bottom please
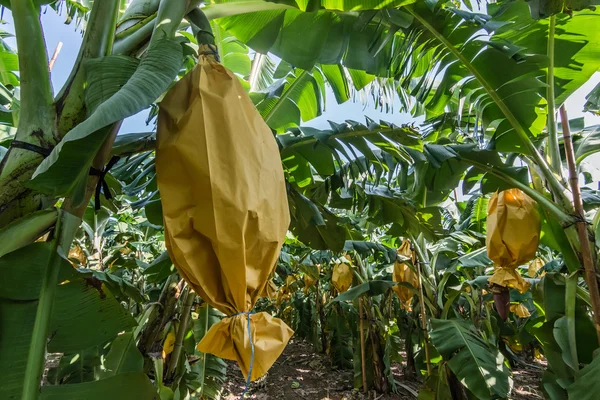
left=486, top=189, right=541, bottom=293
left=331, top=263, right=353, bottom=293
left=156, top=51, right=293, bottom=381
left=393, top=239, right=419, bottom=310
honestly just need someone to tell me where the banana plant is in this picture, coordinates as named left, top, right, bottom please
left=0, top=1, right=200, bottom=398
left=1, top=1, right=600, bottom=399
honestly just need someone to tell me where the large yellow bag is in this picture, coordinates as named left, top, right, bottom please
left=156, top=53, right=293, bottom=381
left=393, top=239, right=419, bottom=310
left=486, top=189, right=541, bottom=293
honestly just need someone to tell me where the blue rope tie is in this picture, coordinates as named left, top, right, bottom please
left=231, top=311, right=255, bottom=399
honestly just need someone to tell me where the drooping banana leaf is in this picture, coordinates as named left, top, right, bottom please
left=429, top=318, right=511, bottom=400
left=29, top=36, right=183, bottom=198
left=40, top=372, right=159, bottom=400
left=190, top=303, right=227, bottom=399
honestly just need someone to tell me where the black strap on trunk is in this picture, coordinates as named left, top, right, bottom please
left=11, top=140, right=53, bottom=157
left=89, top=156, right=120, bottom=210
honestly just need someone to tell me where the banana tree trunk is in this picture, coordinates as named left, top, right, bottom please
left=560, top=105, right=600, bottom=346
left=0, top=0, right=120, bottom=228
left=0, top=0, right=196, bottom=228
left=0, top=0, right=56, bottom=228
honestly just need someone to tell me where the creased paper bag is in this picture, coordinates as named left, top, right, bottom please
left=486, top=189, right=541, bottom=293
left=156, top=53, right=293, bottom=381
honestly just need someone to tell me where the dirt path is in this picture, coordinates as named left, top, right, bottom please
left=221, top=339, right=544, bottom=400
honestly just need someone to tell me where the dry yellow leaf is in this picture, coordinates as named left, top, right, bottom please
left=68, top=244, right=87, bottom=266
left=162, top=330, right=176, bottom=359
left=503, top=335, right=523, bottom=352
left=304, top=274, right=316, bottom=289
left=285, top=275, right=297, bottom=287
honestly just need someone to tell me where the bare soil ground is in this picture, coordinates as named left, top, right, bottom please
left=222, top=339, right=544, bottom=400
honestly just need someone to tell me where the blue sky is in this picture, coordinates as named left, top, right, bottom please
left=3, top=7, right=599, bottom=179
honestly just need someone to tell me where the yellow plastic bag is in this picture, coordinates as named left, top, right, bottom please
left=332, top=263, right=352, bottom=293
left=156, top=52, right=293, bottom=381
left=393, top=239, right=419, bottom=310
left=510, top=303, right=531, bottom=318
left=528, top=258, right=545, bottom=278
left=486, top=189, right=541, bottom=293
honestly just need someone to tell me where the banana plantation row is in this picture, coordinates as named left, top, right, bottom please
left=0, top=1, right=599, bottom=400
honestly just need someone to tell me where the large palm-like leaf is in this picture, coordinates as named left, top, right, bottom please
left=210, top=0, right=598, bottom=204
left=189, top=303, right=227, bottom=399
left=29, top=37, right=183, bottom=198
left=209, top=4, right=398, bottom=73
left=277, top=118, right=422, bottom=187
left=249, top=52, right=276, bottom=91
left=254, top=68, right=324, bottom=131
left=430, top=319, right=512, bottom=400
left=0, top=240, right=140, bottom=399
left=397, top=3, right=553, bottom=155
left=491, top=2, right=600, bottom=105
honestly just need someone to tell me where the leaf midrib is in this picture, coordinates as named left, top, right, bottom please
left=280, top=126, right=418, bottom=155
left=451, top=320, right=497, bottom=398
left=404, top=5, right=568, bottom=207
left=264, top=70, right=310, bottom=125
left=113, top=333, right=135, bottom=375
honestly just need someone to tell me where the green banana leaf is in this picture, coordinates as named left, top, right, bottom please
left=429, top=319, right=511, bottom=400
left=29, top=37, right=183, bottom=198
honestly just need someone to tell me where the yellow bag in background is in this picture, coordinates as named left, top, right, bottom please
left=486, top=189, right=541, bottom=293
left=304, top=274, right=316, bottom=288
left=393, top=239, right=419, bottom=310
left=261, top=279, right=278, bottom=300
left=510, top=303, right=531, bottom=318
left=303, top=264, right=320, bottom=292
left=528, top=258, right=545, bottom=278
left=276, top=275, right=296, bottom=306
left=156, top=52, right=293, bottom=381
left=332, top=263, right=352, bottom=293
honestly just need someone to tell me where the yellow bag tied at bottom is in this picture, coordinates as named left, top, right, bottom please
left=486, top=189, right=541, bottom=293
left=393, top=239, right=420, bottom=310
left=332, top=263, right=352, bottom=293
left=156, top=53, right=293, bottom=382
